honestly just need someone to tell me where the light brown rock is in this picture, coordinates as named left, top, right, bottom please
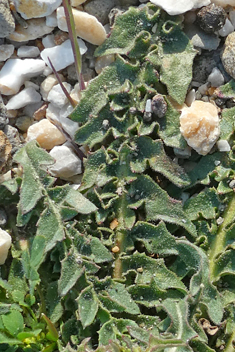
left=180, top=101, right=220, bottom=155
left=221, top=32, right=235, bottom=79
left=57, top=7, right=106, bottom=45
left=26, top=119, right=66, bottom=149
left=211, top=0, right=235, bottom=6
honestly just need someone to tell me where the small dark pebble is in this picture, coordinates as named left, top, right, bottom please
left=0, top=114, right=9, bottom=130
left=226, top=100, right=235, bottom=108
left=215, top=97, right=225, bottom=107
left=0, top=208, right=7, bottom=226
left=151, top=94, right=167, bottom=118
left=197, top=4, right=226, bottom=34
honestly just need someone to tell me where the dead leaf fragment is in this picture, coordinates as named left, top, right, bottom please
left=0, top=130, right=12, bottom=172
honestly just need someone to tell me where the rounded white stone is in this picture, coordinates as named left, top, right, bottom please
left=42, top=34, right=56, bottom=48
left=0, top=44, right=14, bottom=61
left=40, top=38, right=87, bottom=72
left=218, top=18, right=234, bottom=37
left=6, top=87, right=41, bottom=110
left=17, top=45, right=40, bottom=58
left=46, top=102, right=79, bottom=138
left=185, top=89, right=196, bottom=106
left=47, top=82, right=72, bottom=107
left=0, top=58, right=46, bottom=95
left=207, top=67, right=224, bottom=87
left=0, top=229, right=12, bottom=265
left=149, top=0, right=210, bottom=15
left=49, top=144, right=82, bottom=178
left=217, top=139, right=231, bottom=152
left=7, top=18, right=54, bottom=42
left=40, top=74, right=65, bottom=100
left=46, top=12, right=58, bottom=27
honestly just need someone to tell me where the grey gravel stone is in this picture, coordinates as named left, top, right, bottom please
left=221, top=32, right=235, bottom=80
left=84, top=0, right=119, bottom=25
left=0, top=0, right=15, bottom=38
left=3, top=125, right=22, bottom=154
left=193, top=50, right=221, bottom=83
left=184, top=23, right=220, bottom=51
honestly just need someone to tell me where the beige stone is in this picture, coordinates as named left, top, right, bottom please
left=211, top=0, right=235, bottom=6
left=57, top=6, right=106, bottom=45
left=26, top=119, right=66, bottom=149
left=40, top=74, right=65, bottom=100
left=180, top=101, right=220, bottom=155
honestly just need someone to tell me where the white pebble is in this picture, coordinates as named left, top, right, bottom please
left=42, top=34, right=55, bottom=48
left=27, top=118, right=66, bottom=149
left=198, top=82, right=209, bottom=95
left=0, top=228, right=12, bottom=265
left=149, top=0, right=210, bottom=15
left=6, top=87, right=41, bottom=110
left=180, top=100, right=220, bottom=155
left=17, top=46, right=40, bottom=58
left=0, top=58, right=46, bottom=95
left=185, top=89, right=196, bottom=106
left=145, top=99, right=152, bottom=113
left=229, top=179, right=235, bottom=188
left=218, top=18, right=234, bottom=37
left=40, top=73, right=65, bottom=100
left=0, top=44, right=14, bottom=61
left=46, top=12, right=58, bottom=27
left=40, top=38, right=87, bottom=72
left=216, top=139, right=231, bottom=152
left=24, top=80, right=40, bottom=90
left=7, top=18, right=54, bottom=42
left=207, top=67, right=224, bottom=87
left=46, top=102, right=79, bottom=138
left=47, top=82, right=71, bottom=107
left=49, top=144, right=82, bottom=178
left=216, top=217, right=224, bottom=225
